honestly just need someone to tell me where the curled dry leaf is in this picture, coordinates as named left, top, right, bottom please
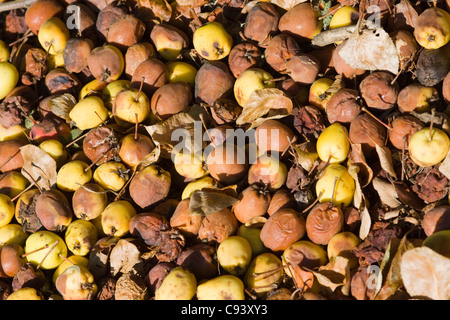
left=47, top=93, right=77, bottom=123
left=375, top=144, right=397, bottom=180
left=359, top=205, right=371, bottom=241
left=338, top=20, right=399, bottom=74
left=88, top=237, right=121, bottom=280
left=189, top=189, right=237, bottom=216
left=372, top=177, right=402, bottom=209
left=293, top=144, right=319, bottom=173
left=348, top=143, right=373, bottom=188
left=438, top=149, right=450, bottom=180
left=400, top=247, right=450, bottom=300
left=308, top=256, right=352, bottom=295
left=375, top=234, right=415, bottom=300
left=20, top=144, right=58, bottom=191
left=235, top=88, right=293, bottom=129
left=145, top=105, right=211, bottom=158
left=136, top=144, right=161, bottom=172
left=109, top=239, right=143, bottom=277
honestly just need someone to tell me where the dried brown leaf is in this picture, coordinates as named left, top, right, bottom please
left=313, top=256, right=352, bottom=295
left=48, top=93, right=77, bottom=123
left=20, top=144, right=57, bottom=191
left=375, top=144, right=398, bottom=180
left=375, top=235, right=415, bottom=300
left=109, top=239, right=143, bottom=277
left=359, top=205, right=371, bottom=241
left=189, top=189, right=237, bottom=216
left=236, top=88, right=293, bottom=129
left=114, top=273, right=149, bottom=300
left=372, top=177, right=402, bottom=209
left=401, top=247, right=450, bottom=300
left=145, top=105, right=211, bottom=158
left=338, top=21, right=399, bottom=74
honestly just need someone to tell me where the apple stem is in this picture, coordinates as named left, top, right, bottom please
left=263, top=76, right=286, bottom=84
left=65, top=132, right=88, bottom=148
left=11, top=182, right=36, bottom=202
left=319, top=3, right=343, bottom=20
left=94, top=111, right=107, bottom=127
left=429, top=108, right=435, bottom=142
left=84, top=147, right=112, bottom=172
left=135, top=76, right=145, bottom=102
left=134, top=113, right=139, bottom=141
left=199, top=113, right=215, bottom=148
left=301, top=191, right=323, bottom=214
left=361, top=107, right=392, bottom=130
left=401, top=136, right=406, bottom=182
left=21, top=168, right=43, bottom=193
left=37, top=240, right=59, bottom=270
left=21, top=243, right=50, bottom=257
left=329, top=176, right=338, bottom=208
left=114, top=168, right=136, bottom=202
left=58, top=254, right=76, bottom=265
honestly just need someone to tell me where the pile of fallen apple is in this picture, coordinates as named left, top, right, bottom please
left=0, top=0, right=449, bottom=301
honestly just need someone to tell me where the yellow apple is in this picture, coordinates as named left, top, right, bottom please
left=414, top=7, right=450, bottom=49
left=114, top=88, right=150, bottom=124
left=234, top=68, right=275, bottom=106
left=315, top=163, right=355, bottom=208
left=0, top=194, right=15, bottom=228
left=196, top=275, right=245, bottom=300
left=0, top=61, right=19, bottom=100
left=193, top=21, right=233, bottom=61
left=69, top=96, right=109, bottom=130
left=309, top=77, right=334, bottom=109
left=0, top=223, right=28, bottom=246
left=181, top=176, right=216, bottom=200
left=316, top=122, right=350, bottom=164
left=408, top=127, right=450, bottom=167
left=330, top=6, right=359, bottom=29
left=39, top=139, right=68, bottom=168
left=7, top=287, right=43, bottom=300
left=166, top=61, right=198, bottom=87
left=38, top=17, right=70, bottom=54
left=24, top=230, right=67, bottom=270
left=217, top=236, right=252, bottom=276
left=56, top=160, right=93, bottom=192
left=172, top=150, right=208, bottom=180
left=79, top=79, right=108, bottom=100
left=93, top=161, right=129, bottom=192
left=155, top=266, right=197, bottom=300
left=0, top=40, right=10, bottom=62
